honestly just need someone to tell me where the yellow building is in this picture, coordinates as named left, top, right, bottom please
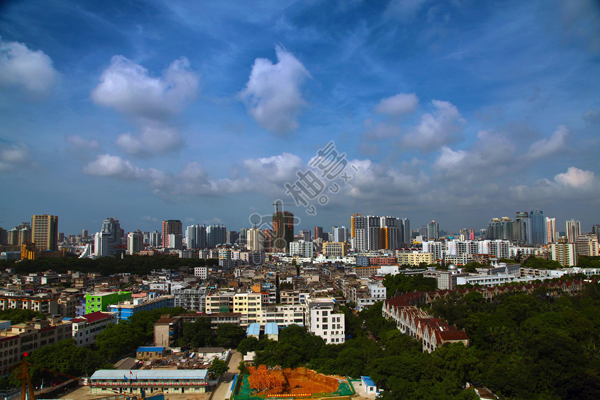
left=396, top=252, right=434, bottom=267
left=323, top=241, right=348, bottom=257
left=233, top=293, right=262, bottom=326
left=21, top=243, right=65, bottom=260
left=31, top=214, right=59, bottom=251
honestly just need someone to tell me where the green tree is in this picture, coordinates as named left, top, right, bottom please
left=216, top=324, right=246, bottom=348
left=208, top=358, right=229, bottom=377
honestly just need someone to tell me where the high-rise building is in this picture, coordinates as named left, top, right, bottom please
left=273, top=211, right=294, bottom=252
left=299, top=229, right=312, bottom=242
left=487, top=217, right=513, bottom=241
left=332, top=226, right=347, bottom=243
left=427, top=220, right=439, bottom=241
left=469, top=228, right=475, bottom=241
left=552, top=237, right=577, bottom=267
left=206, top=224, right=226, bottom=247
left=546, top=218, right=556, bottom=244
left=149, top=230, right=161, bottom=247
left=351, top=214, right=362, bottom=239
left=8, top=228, right=18, bottom=246
left=352, top=215, right=366, bottom=251
left=289, top=240, right=314, bottom=258
left=227, top=231, right=239, bottom=245
left=0, top=227, right=7, bottom=245
left=530, top=210, right=546, bottom=245
left=239, top=227, right=248, bottom=246
left=31, top=215, right=58, bottom=251
left=263, top=229, right=273, bottom=252
left=95, top=217, right=122, bottom=257
left=186, top=225, right=197, bottom=249
left=127, top=230, right=144, bottom=255
left=366, top=216, right=380, bottom=251
left=19, top=224, right=31, bottom=246
left=514, top=212, right=531, bottom=244
left=247, top=227, right=264, bottom=251
left=168, top=234, right=183, bottom=250
left=162, top=220, right=182, bottom=248
left=576, top=234, right=599, bottom=257
left=419, top=226, right=428, bottom=239
left=82, top=229, right=89, bottom=239
left=401, top=218, right=411, bottom=245
left=314, top=227, right=323, bottom=241
left=566, top=220, right=581, bottom=243
left=380, top=217, right=399, bottom=250
left=592, top=224, right=600, bottom=241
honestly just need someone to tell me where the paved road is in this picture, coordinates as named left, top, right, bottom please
left=212, top=351, right=243, bottom=400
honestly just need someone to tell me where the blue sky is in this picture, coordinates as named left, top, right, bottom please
left=0, top=0, right=599, bottom=235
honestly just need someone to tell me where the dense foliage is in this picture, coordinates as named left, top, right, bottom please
left=430, top=283, right=600, bottom=399
left=0, top=255, right=218, bottom=276
left=521, top=256, right=562, bottom=270
left=0, top=309, right=46, bottom=324
left=383, top=273, right=437, bottom=298
left=578, top=256, right=600, bottom=268
left=9, top=339, right=112, bottom=386
left=242, top=303, right=479, bottom=400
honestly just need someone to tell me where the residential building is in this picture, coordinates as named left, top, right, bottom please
left=305, top=297, right=345, bottom=344
left=351, top=214, right=366, bottom=251
left=273, top=211, right=294, bottom=252
left=85, top=291, right=132, bottom=314
left=247, top=227, right=264, bottom=251
left=380, top=217, right=400, bottom=250
left=205, top=292, right=234, bottom=313
left=233, top=293, right=263, bottom=326
left=172, top=287, right=207, bottom=312
left=576, top=234, right=599, bottom=257
left=552, top=237, right=578, bottom=267
left=162, top=220, right=182, bottom=248
left=70, top=311, right=116, bottom=347
left=94, top=218, right=123, bottom=257
left=0, top=294, right=59, bottom=314
left=323, top=242, right=348, bottom=257
left=530, top=209, right=546, bottom=245
left=31, top=215, right=59, bottom=251
left=396, top=251, right=434, bottom=267
left=289, top=240, right=314, bottom=258
left=366, top=216, right=380, bottom=251
left=566, top=219, right=581, bottom=243
left=108, top=295, right=175, bottom=322
left=127, top=230, right=144, bottom=255
left=194, top=266, right=208, bottom=279
left=427, top=220, right=439, bottom=241
left=546, top=217, right=556, bottom=244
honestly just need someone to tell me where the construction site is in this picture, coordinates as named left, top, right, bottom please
left=233, top=366, right=354, bottom=399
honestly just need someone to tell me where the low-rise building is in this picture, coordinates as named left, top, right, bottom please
left=136, top=346, right=166, bottom=360
left=85, top=291, right=132, bottom=314
left=304, top=297, right=345, bottom=345
left=70, top=311, right=116, bottom=347
left=108, top=295, right=175, bottom=322
left=90, top=370, right=208, bottom=395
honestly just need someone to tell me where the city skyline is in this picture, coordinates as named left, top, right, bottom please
left=1, top=0, right=599, bottom=235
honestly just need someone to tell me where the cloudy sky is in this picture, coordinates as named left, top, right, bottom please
left=1, top=0, right=599, bottom=235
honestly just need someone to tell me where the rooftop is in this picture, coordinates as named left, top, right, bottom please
left=91, top=369, right=208, bottom=380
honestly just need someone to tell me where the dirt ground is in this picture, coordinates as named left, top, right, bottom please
left=247, top=366, right=344, bottom=395
left=57, top=385, right=209, bottom=400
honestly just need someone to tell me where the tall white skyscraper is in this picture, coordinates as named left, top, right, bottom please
left=247, top=227, right=264, bottom=251
left=127, top=230, right=144, bottom=255
left=546, top=217, right=556, bottom=244
left=566, top=219, right=581, bottom=243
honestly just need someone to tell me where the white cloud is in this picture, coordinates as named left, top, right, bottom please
left=582, top=108, right=600, bottom=124
left=554, top=167, right=594, bottom=188
left=433, top=146, right=466, bottom=169
left=239, top=45, right=311, bottom=134
left=243, top=152, right=304, bottom=183
left=140, top=216, right=158, bottom=222
left=116, top=124, right=183, bottom=156
left=83, top=154, right=145, bottom=179
left=91, top=56, right=199, bottom=121
left=526, top=125, right=569, bottom=159
left=374, top=93, right=419, bottom=116
left=401, top=100, right=465, bottom=152
left=0, top=40, right=58, bottom=98
left=65, top=135, right=100, bottom=152
left=384, top=0, right=428, bottom=20
left=0, top=143, right=30, bottom=172
left=363, top=120, right=402, bottom=140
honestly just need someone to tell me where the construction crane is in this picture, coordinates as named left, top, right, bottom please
left=17, top=360, right=79, bottom=400
left=272, top=200, right=295, bottom=214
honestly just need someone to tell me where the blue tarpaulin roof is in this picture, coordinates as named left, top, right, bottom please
left=137, top=347, right=165, bottom=353
left=265, top=323, right=279, bottom=335
left=246, top=323, right=260, bottom=336
left=361, top=376, right=376, bottom=387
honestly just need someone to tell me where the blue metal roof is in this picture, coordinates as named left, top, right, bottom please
left=137, top=347, right=165, bottom=353
left=265, top=323, right=278, bottom=335
left=246, top=323, right=260, bottom=336
left=91, top=370, right=208, bottom=380
left=361, top=376, right=376, bottom=387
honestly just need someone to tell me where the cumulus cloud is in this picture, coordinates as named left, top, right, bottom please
left=526, top=125, right=569, bottom=159
left=141, top=216, right=158, bottom=222
left=374, top=93, right=419, bottom=116
left=66, top=135, right=100, bottom=153
left=83, top=154, right=145, bottom=179
left=91, top=55, right=199, bottom=121
left=582, top=108, right=600, bottom=124
left=0, top=143, right=30, bottom=172
left=384, top=0, right=428, bottom=20
left=511, top=166, right=597, bottom=202
left=239, top=45, right=311, bottom=134
left=243, top=152, right=304, bottom=183
left=116, top=124, right=183, bottom=156
left=363, top=120, right=402, bottom=140
left=0, top=40, right=58, bottom=98
left=401, top=100, right=465, bottom=152
left=554, top=166, right=594, bottom=188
